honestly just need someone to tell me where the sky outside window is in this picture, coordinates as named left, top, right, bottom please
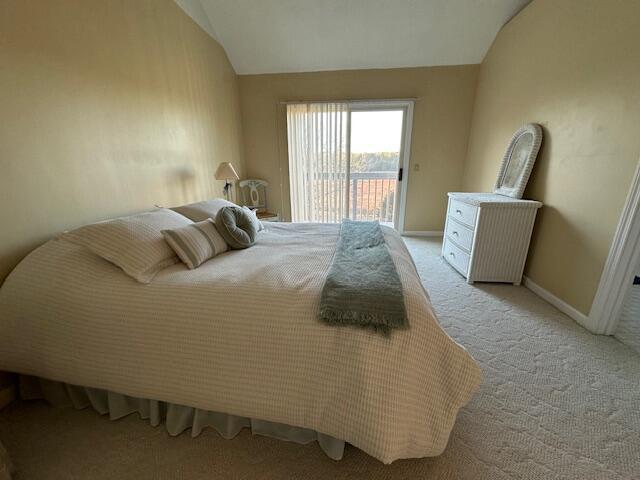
left=350, top=110, right=403, bottom=153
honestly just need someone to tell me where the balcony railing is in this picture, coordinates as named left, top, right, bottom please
left=305, top=171, right=398, bottom=224
left=349, top=171, right=397, bottom=224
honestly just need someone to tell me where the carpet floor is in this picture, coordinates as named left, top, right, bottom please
left=1, top=237, right=639, bottom=479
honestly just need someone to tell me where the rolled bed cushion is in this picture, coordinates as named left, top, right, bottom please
left=215, top=206, right=258, bottom=249
left=171, top=198, right=237, bottom=222
left=60, top=208, right=192, bottom=283
left=162, top=219, right=228, bottom=269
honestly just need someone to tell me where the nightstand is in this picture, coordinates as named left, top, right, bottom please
left=257, top=211, right=280, bottom=222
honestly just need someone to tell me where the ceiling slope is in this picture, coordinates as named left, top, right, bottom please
left=179, top=0, right=530, bottom=74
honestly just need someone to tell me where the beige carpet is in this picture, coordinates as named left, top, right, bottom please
left=1, top=237, right=638, bottom=479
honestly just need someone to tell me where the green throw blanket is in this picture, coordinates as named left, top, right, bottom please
left=318, top=220, right=408, bottom=335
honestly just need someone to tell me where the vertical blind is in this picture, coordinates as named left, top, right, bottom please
left=287, top=102, right=349, bottom=223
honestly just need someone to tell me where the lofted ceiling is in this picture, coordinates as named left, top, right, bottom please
left=177, top=0, right=531, bottom=75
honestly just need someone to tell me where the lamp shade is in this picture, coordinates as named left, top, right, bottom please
left=214, top=162, right=239, bottom=181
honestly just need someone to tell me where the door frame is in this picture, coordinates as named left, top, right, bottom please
left=587, top=158, right=640, bottom=334
left=347, top=99, right=414, bottom=233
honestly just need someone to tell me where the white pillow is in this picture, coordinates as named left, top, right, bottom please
left=61, top=209, right=192, bottom=283
left=242, top=206, right=264, bottom=232
left=171, top=198, right=237, bottom=222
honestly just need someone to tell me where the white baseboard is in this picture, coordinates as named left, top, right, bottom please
left=401, top=231, right=444, bottom=237
left=522, top=276, right=589, bottom=327
left=0, top=384, right=16, bottom=410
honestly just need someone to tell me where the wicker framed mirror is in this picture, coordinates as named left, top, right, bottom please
left=494, top=123, right=543, bottom=198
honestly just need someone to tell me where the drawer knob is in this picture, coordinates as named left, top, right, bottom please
left=455, top=209, right=462, bottom=214
left=449, top=252, right=455, bottom=257
left=452, top=231, right=459, bottom=236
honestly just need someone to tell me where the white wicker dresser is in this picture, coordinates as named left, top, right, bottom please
left=442, top=192, right=542, bottom=285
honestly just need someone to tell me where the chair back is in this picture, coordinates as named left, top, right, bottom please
left=238, top=179, right=269, bottom=211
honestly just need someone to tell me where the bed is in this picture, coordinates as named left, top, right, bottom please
left=0, top=221, right=481, bottom=464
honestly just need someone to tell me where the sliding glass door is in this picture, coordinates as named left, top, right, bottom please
left=349, top=107, right=405, bottom=227
left=286, top=100, right=413, bottom=231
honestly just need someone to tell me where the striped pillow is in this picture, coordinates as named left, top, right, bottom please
left=162, top=219, right=228, bottom=269
left=61, top=209, right=192, bottom=283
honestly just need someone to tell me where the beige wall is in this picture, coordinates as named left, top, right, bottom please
left=463, top=0, right=640, bottom=315
left=238, top=66, right=478, bottom=231
left=0, top=0, right=244, bottom=283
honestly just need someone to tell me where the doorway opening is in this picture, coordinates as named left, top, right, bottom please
left=588, top=159, right=640, bottom=337
left=615, top=274, right=640, bottom=353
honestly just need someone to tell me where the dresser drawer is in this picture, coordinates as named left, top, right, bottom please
left=443, top=238, right=470, bottom=276
left=445, top=218, right=474, bottom=252
left=448, top=199, right=478, bottom=228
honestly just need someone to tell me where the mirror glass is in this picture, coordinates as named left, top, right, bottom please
left=502, top=132, right=533, bottom=189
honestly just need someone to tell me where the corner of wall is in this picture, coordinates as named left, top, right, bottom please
left=459, top=64, right=483, bottom=192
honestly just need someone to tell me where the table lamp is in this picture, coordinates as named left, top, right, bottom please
left=214, top=162, right=239, bottom=199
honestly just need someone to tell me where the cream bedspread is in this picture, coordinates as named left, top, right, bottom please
left=0, top=223, right=481, bottom=463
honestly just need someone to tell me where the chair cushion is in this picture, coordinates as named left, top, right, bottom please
left=215, top=206, right=258, bottom=249
left=162, top=219, right=229, bottom=269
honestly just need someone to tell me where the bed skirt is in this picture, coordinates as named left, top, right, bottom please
left=19, top=376, right=345, bottom=460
